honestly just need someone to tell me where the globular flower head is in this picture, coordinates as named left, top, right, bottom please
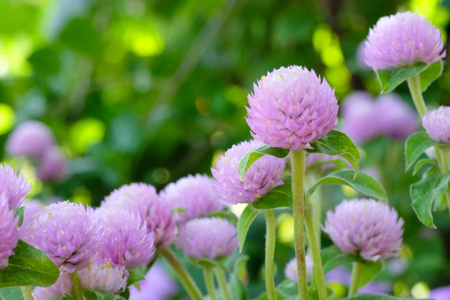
left=36, top=147, right=68, bottom=182
left=422, top=106, right=450, bottom=143
left=0, top=196, right=19, bottom=270
left=20, top=201, right=103, bottom=272
left=0, top=163, right=31, bottom=210
left=101, top=183, right=177, bottom=247
left=246, top=66, right=339, bottom=150
left=323, top=199, right=404, bottom=261
left=79, top=263, right=129, bottom=294
left=97, top=208, right=156, bottom=269
left=175, top=217, right=238, bottom=260
left=211, top=140, right=285, bottom=205
left=161, top=174, right=224, bottom=223
left=284, top=255, right=313, bottom=282
left=6, top=121, right=55, bottom=159
left=129, top=263, right=177, bottom=300
left=364, top=12, right=446, bottom=69
left=32, top=271, right=72, bottom=300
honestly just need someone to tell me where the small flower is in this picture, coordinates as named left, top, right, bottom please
left=129, top=263, right=177, bottom=300
left=0, top=163, right=31, bottom=210
left=20, top=201, right=103, bottom=272
left=161, top=174, right=224, bottom=223
left=323, top=199, right=404, bottom=261
left=97, top=208, right=156, bottom=269
left=6, top=121, right=55, bottom=159
left=364, top=12, right=446, bottom=69
left=79, top=263, right=129, bottom=294
left=422, top=106, right=450, bottom=143
left=246, top=65, right=339, bottom=150
left=175, top=217, right=238, bottom=260
left=284, top=255, right=313, bottom=282
left=36, top=147, right=68, bottom=182
left=0, top=196, right=19, bottom=270
left=32, top=271, right=73, bottom=300
left=101, top=183, right=177, bottom=247
left=211, top=140, right=285, bottom=205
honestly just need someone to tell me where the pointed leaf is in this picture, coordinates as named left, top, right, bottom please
left=237, top=206, right=259, bottom=252
left=239, top=145, right=289, bottom=177
left=0, top=287, right=24, bottom=300
left=0, top=240, right=59, bottom=288
left=126, top=270, right=146, bottom=287
left=413, top=158, right=436, bottom=175
left=405, top=131, right=439, bottom=171
left=204, top=210, right=238, bottom=225
left=342, top=294, right=417, bottom=300
left=359, top=261, right=383, bottom=288
left=321, top=245, right=361, bottom=274
left=252, top=183, right=292, bottom=210
left=305, top=170, right=387, bottom=202
left=307, top=131, right=360, bottom=176
left=375, top=62, right=427, bottom=93
left=419, top=60, right=444, bottom=92
left=14, top=206, right=25, bottom=227
left=411, top=168, right=450, bottom=228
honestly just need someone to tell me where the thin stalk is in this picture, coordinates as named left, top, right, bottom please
left=407, top=75, right=427, bottom=117
left=304, top=171, right=322, bottom=251
left=438, top=147, right=450, bottom=216
left=348, top=262, right=365, bottom=297
left=203, top=263, right=218, bottom=300
left=69, top=271, right=83, bottom=300
left=305, top=201, right=327, bottom=300
left=159, top=247, right=203, bottom=300
left=290, top=150, right=308, bottom=300
left=214, top=267, right=231, bottom=300
left=264, top=210, right=277, bottom=300
left=20, top=286, right=33, bottom=300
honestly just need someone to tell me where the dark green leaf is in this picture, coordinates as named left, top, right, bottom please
left=14, top=207, right=24, bottom=227
left=252, top=183, right=292, bottom=210
left=28, top=47, right=61, bottom=74
left=126, top=271, right=146, bottom=287
left=375, top=62, right=427, bottom=93
left=405, top=131, right=439, bottom=171
left=238, top=145, right=289, bottom=177
left=237, top=206, right=259, bottom=252
left=305, top=170, right=387, bottom=202
left=411, top=168, right=450, bottom=228
left=413, top=158, right=436, bottom=175
left=307, top=131, right=360, bottom=176
left=419, top=60, right=444, bottom=92
left=359, top=261, right=383, bottom=288
left=0, top=287, right=24, bottom=300
left=0, top=240, right=59, bottom=288
left=321, top=245, right=361, bottom=274
left=342, top=293, right=417, bottom=300
left=204, top=210, right=238, bottom=225
left=84, top=289, right=126, bottom=300
left=59, top=18, right=101, bottom=56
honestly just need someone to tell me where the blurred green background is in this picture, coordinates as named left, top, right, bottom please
left=1, top=0, right=450, bottom=298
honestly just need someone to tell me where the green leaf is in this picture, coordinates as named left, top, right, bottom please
left=405, top=131, right=439, bottom=171
left=359, top=261, right=383, bottom=288
left=28, top=47, right=61, bottom=75
left=342, top=293, right=417, bottom=300
left=305, top=170, right=387, bottom=202
left=204, top=210, right=238, bottom=225
left=307, top=131, right=360, bottom=176
left=237, top=206, right=259, bottom=252
left=252, top=183, right=292, bottom=210
left=14, top=206, right=24, bottom=227
left=126, top=271, right=146, bottom=287
left=59, top=18, right=101, bottom=56
left=60, top=295, right=74, bottom=300
left=419, top=60, right=444, bottom=92
left=0, top=239, right=59, bottom=288
left=0, top=287, right=24, bottom=300
left=375, top=62, right=427, bottom=93
left=84, top=289, right=126, bottom=300
left=238, top=145, right=289, bottom=177
left=321, top=245, right=361, bottom=274
left=411, top=168, right=450, bottom=228
left=413, top=158, right=436, bottom=175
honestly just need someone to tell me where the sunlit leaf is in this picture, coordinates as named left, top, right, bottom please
left=239, top=145, right=289, bottom=177
left=252, top=183, right=292, bottom=210
left=375, top=62, right=427, bottom=93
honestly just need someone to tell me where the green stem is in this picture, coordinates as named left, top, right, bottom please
left=290, top=150, right=308, bottom=300
left=69, top=271, right=83, bottom=300
left=304, top=171, right=322, bottom=251
left=264, top=210, right=277, bottom=300
left=214, top=267, right=231, bottom=300
left=438, top=147, right=450, bottom=216
left=159, top=247, right=203, bottom=300
left=20, top=286, right=33, bottom=300
left=348, top=262, right=365, bottom=297
left=305, top=201, right=327, bottom=300
left=203, top=263, right=218, bottom=300
left=407, top=75, right=427, bottom=117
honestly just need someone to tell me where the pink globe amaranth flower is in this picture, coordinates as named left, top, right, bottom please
left=364, top=12, right=446, bottom=69
left=284, top=255, right=313, bottom=282
left=97, top=208, right=156, bottom=270
left=377, top=94, right=418, bottom=140
left=323, top=199, right=404, bottom=262
left=32, top=271, right=72, bottom=300
left=161, top=174, right=224, bottom=223
left=20, top=201, right=103, bottom=272
left=79, top=263, right=129, bottom=294
left=6, top=121, right=55, bottom=159
left=36, top=147, right=68, bottom=182
left=246, top=66, right=339, bottom=150
left=422, top=106, right=450, bottom=143
left=211, top=140, right=286, bottom=205
left=0, top=196, right=19, bottom=270
left=175, top=217, right=238, bottom=260
left=129, top=263, right=177, bottom=300
left=101, top=183, right=177, bottom=247
left=0, top=163, right=31, bottom=210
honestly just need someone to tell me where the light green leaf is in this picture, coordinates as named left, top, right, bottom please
left=419, top=60, right=444, bottom=92
left=14, top=206, right=25, bottom=227
left=413, top=158, right=436, bottom=176
left=252, top=183, right=292, bottom=210
left=305, top=170, right=387, bottom=202
left=359, top=261, right=383, bottom=288
left=237, top=206, right=258, bottom=252
left=321, top=245, right=361, bottom=274
left=405, top=131, right=439, bottom=171
left=342, top=293, right=417, bottom=300
left=0, top=287, right=24, bottom=300
left=126, top=271, right=146, bottom=287
left=238, top=145, right=289, bottom=177
left=60, top=295, right=74, bottom=300
left=84, top=289, right=126, bottom=300
left=375, top=62, right=427, bottom=93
